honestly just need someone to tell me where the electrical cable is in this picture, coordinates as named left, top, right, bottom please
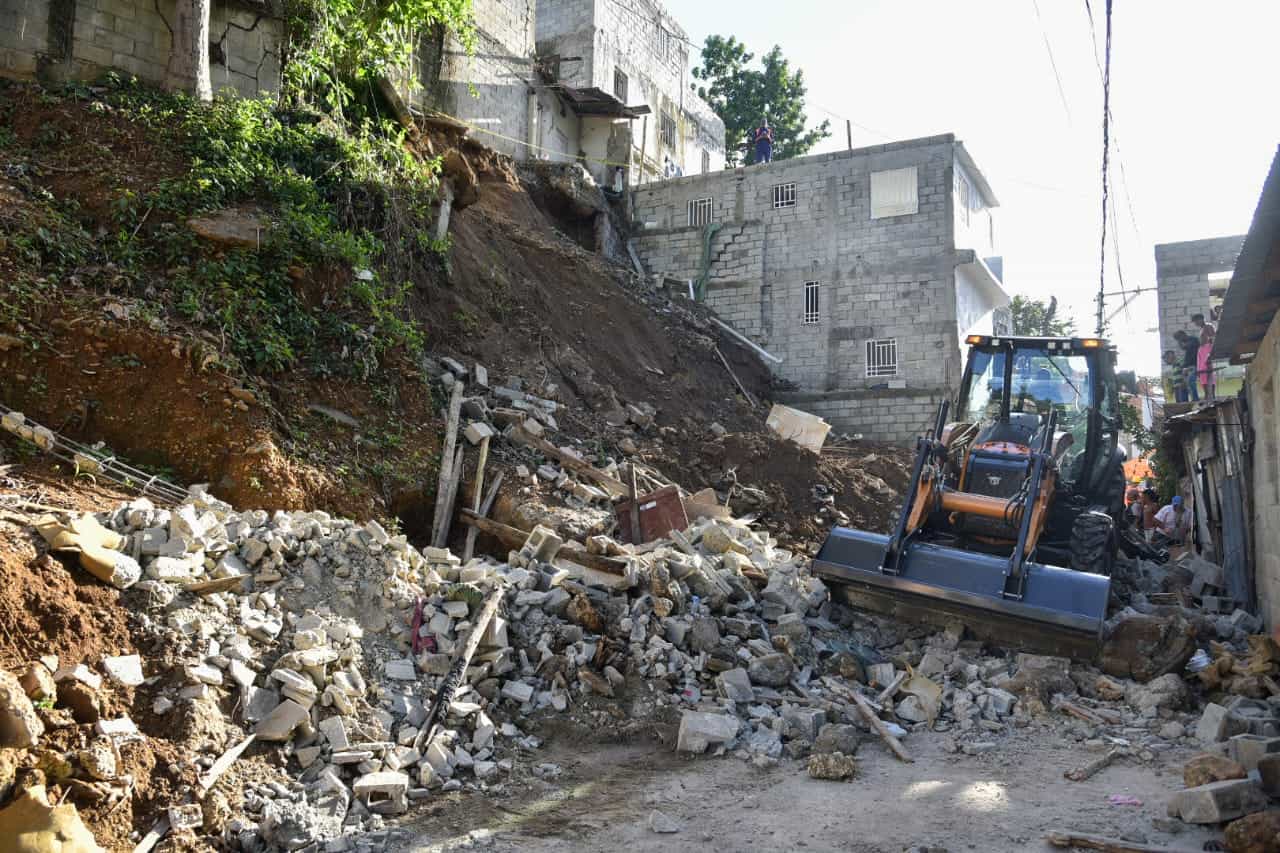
left=1095, top=0, right=1114, bottom=336
left=1031, top=0, right=1073, bottom=124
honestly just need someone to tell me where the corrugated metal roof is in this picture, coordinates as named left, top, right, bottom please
left=548, top=86, right=650, bottom=119
left=1213, top=146, right=1280, bottom=363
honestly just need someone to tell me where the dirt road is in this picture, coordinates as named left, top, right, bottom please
left=393, top=724, right=1219, bottom=852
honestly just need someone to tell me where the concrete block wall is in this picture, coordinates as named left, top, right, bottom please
left=421, top=0, right=536, bottom=160
left=1154, top=236, right=1244, bottom=357
left=0, top=0, right=282, bottom=97
left=1247, top=315, right=1280, bottom=628
left=632, top=136, right=964, bottom=432
left=536, top=0, right=724, bottom=180
left=777, top=389, right=946, bottom=444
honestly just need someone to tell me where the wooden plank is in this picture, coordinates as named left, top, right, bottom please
left=430, top=382, right=466, bottom=545
left=413, top=587, right=504, bottom=754
left=434, top=444, right=465, bottom=548
left=510, top=425, right=628, bottom=497
left=715, top=346, right=757, bottom=408
left=1045, top=830, right=1201, bottom=852
left=197, top=734, right=256, bottom=796
left=875, top=671, right=907, bottom=705
left=1063, top=748, right=1124, bottom=782
left=183, top=576, right=248, bottom=596
left=824, top=680, right=911, bottom=763
left=458, top=510, right=628, bottom=575
left=462, top=469, right=504, bottom=563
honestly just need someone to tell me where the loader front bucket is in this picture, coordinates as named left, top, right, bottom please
left=813, top=528, right=1111, bottom=660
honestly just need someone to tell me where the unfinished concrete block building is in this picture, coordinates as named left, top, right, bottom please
left=630, top=135, right=1009, bottom=442
left=1154, top=236, right=1246, bottom=400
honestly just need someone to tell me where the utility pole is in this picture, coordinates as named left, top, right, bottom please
left=846, top=120, right=852, bottom=151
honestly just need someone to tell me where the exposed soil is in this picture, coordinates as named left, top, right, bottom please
left=394, top=726, right=1217, bottom=853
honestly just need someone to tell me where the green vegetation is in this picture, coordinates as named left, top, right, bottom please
left=692, top=36, right=829, bottom=167
left=1010, top=295, right=1076, bottom=338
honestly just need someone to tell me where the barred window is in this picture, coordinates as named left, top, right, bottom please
left=866, top=338, right=899, bottom=377
left=660, top=113, right=676, bottom=147
left=688, top=197, right=713, bottom=228
left=803, top=281, right=820, bottom=325
left=613, top=68, right=628, bottom=102
left=772, top=182, right=797, bottom=209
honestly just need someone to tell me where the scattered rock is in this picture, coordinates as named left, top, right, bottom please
left=1101, top=612, right=1196, bottom=683
left=807, top=751, right=857, bottom=780
left=747, top=654, right=794, bottom=688
left=0, top=670, right=44, bottom=748
left=1225, top=809, right=1280, bottom=853
left=1184, top=753, right=1247, bottom=788
left=649, top=809, right=681, bottom=834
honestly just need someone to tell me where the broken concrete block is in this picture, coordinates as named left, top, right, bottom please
left=254, top=699, right=309, bottom=742
left=0, top=670, right=44, bottom=748
left=676, top=711, right=740, bottom=753
left=747, top=654, right=794, bottom=688
left=18, top=663, right=55, bottom=702
left=519, top=526, right=563, bottom=563
left=1168, top=778, right=1267, bottom=824
left=716, top=668, right=754, bottom=703
left=384, top=659, right=417, bottom=681
left=1257, top=754, right=1280, bottom=797
left=783, top=707, right=826, bottom=742
left=78, top=738, right=117, bottom=781
left=319, top=715, right=350, bottom=751
left=100, top=655, right=144, bottom=688
left=1198, top=702, right=1249, bottom=745
left=813, top=724, right=863, bottom=756
left=649, top=809, right=680, bottom=833
left=353, top=771, right=409, bottom=815
left=463, top=421, right=495, bottom=445
left=53, top=664, right=102, bottom=692
left=501, top=680, right=534, bottom=704
left=1229, top=734, right=1280, bottom=772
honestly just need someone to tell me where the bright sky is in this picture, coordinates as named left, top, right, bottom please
left=666, top=0, right=1280, bottom=377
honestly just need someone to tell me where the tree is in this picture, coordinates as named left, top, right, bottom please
left=692, top=36, right=830, bottom=167
left=1009, top=295, right=1075, bottom=337
left=165, top=0, right=212, bottom=101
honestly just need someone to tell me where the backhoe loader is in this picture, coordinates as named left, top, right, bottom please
left=814, top=335, right=1127, bottom=660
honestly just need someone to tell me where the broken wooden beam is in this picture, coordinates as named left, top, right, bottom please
left=434, top=443, right=465, bottom=549
left=458, top=509, right=628, bottom=576
left=197, top=734, right=256, bottom=796
left=430, top=382, right=465, bottom=546
left=413, top=586, right=504, bottom=753
left=462, top=470, right=504, bottom=563
left=1045, top=830, right=1201, bottom=852
left=823, top=680, right=910, bottom=763
left=1063, top=748, right=1125, bottom=782
left=183, top=576, right=248, bottom=596
left=715, top=346, right=757, bottom=408
left=510, top=425, right=628, bottom=497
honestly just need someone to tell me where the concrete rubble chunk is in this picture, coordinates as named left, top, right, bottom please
left=1184, top=753, right=1247, bottom=788
left=18, top=663, right=55, bottom=702
left=501, top=681, right=535, bottom=704
left=254, top=699, right=309, bottom=742
left=101, top=655, right=145, bottom=687
left=747, top=654, right=794, bottom=688
left=716, top=668, right=754, bottom=703
left=1229, top=735, right=1280, bottom=772
left=0, top=669, right=44, bottom=748
left=1168, top=778, right=1268, bottom=824
left=813, top=724, right=863, bottom=756
left=676, top=711, right=740, bottom=753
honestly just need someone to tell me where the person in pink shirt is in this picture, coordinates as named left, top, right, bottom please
left=1193, top=313, right=1216, bottom=400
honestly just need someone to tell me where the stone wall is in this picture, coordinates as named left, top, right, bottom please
left=631, top=136, right=965, bottom=436
left=417, top=0, right=536, bottom=161
left=1248, top=314, right=1280, bottom=628
left=0, top=0, right=282, bottom=97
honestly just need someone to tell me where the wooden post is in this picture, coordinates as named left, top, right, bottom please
left=846, top=119, right=853, bottom=151
left=458, top=510, right=628, bottom=575
left=430, top=382, right=465, bottom=546
left=715, top=346, right=758, bottom=408
left=412, top=586, right=504, bottom=753
left=435, top=444, right=465, bottom=549
left=462, top=468, right=503, bottom=563
left=638, top=115, right=648, bottom=185
left=627, top=463, right=642, bottom=544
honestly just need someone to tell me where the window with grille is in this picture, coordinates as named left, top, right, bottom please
left=866, top=338, right=898, bottom=377
left=655, top=25, right=671, bottom=60
left=701, top=149, right=710, bottom=174
left=688, top=197, right=713, bottom=228
left=660, top=113, right=676, bottom=148
left=803, top=281, right=820, bottom=325
left=772, top=182, right=797, bottom=209
left=613, top=68, right=628, bottom=103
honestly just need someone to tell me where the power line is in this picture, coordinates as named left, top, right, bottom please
left=1031, top=0, right=1072, bottom=124
left=1094, top=0, right=1114, bottom=335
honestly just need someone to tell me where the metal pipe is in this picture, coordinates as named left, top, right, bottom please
left=710, top=318, right=783, bottom=364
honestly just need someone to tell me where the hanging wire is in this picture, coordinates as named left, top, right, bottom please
left=1030, top=0, right=1073, bottom=123
left=1095, top=0, right=1114, bottom=336
left=0, top=404, right=188, bottom=505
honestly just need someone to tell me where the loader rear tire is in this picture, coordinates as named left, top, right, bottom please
left=1070, top=510, right=1115, bottom=576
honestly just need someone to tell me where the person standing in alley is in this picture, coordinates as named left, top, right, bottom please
left=1154, top=495, right=1192, bottom=546
left=1193, top=313, right=1217, bottom=400
left=752, top=119, right=774, bottom=164
left=1140, top=488, right=1161, bottom=541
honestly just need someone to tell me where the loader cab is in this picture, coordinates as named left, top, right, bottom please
left=955, top=335, right=1119, bottom=503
